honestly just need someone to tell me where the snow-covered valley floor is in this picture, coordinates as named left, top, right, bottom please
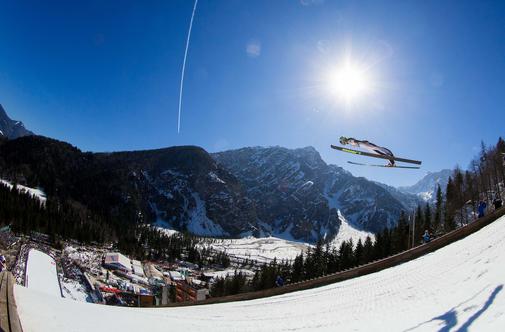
left=202, top=236, right=308, bottom=263
left=157, top=218, right=372, bottom=264
left=15, top=216, right=505, bottom=331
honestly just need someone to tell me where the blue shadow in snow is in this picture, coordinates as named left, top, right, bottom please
left=403, top=284, right=503, bottom=332
left=432, top=310, right=458, bottom=332
left=456, top=284, right=503, bottom=332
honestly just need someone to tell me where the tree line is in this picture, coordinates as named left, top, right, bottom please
left=0, top=182, right=231, bottom=266
left=444, top=138, right=505, bottom=227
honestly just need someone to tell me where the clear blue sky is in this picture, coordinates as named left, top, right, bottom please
left=1, top=0, right=504, bottom=187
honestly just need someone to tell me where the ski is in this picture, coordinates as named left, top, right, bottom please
left=330, top=145, right=422, bottom=165
left=347, top=161, right=420, bottom=169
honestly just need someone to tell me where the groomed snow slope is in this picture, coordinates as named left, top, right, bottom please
left=25, top=249, right=61, bottom=298
left=15, top=216, right=505, bottom=331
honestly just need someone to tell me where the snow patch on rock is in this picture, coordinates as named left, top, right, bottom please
left=186, top=193, right=228, bottom=237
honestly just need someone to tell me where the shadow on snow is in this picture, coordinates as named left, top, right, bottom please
left=404, top=284, right=503, bottom=332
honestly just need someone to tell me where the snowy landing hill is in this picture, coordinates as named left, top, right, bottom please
left=15, top=214, right=505, bottom=331
left=399, top=169, right=452, bottom=202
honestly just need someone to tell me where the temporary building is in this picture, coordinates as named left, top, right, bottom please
left=104, top=253, right=131, bottom=272
left=131, top=260, right=145, bottom=277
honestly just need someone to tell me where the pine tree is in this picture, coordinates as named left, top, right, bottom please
left=211, top=277, right=226, bottom=297
left=362, top=236, right=374, bottom=263
left=326, top=247, right=340, bottom=274
left=465, top=171, right=478, bottom=219
left=423, top=203, right=432, bottom=233
left=354, top=239, right=364, bottom=266
left=444, top=177, right=457, bottom=231
left=453, top=168, right=466, bottom=224
left=496, top=137, right=505, bottom=186
left=372, top=232, right=383, bottom=260
left=338, top=240, right=353, bottom=270
left=434, top=184, right=443, bottom=234
left=392, top=211, right=409, bottom=253
left=312, top=239, right=326, bottom=276
left=414, top=205, right=424, bottom=245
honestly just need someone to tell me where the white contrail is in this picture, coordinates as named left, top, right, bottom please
left=177, top=0, right=198, bottom=134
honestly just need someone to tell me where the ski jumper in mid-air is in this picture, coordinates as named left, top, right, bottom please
left=339, top=137, right=396, bottom=167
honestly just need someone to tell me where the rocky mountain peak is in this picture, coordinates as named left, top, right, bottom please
left=399, top=169, right=452, bottom=202
left=214, top=145, right=420, bottom=241
left=0, top=104, right=34, bottom=139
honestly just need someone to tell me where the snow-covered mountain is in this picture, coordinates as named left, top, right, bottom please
left=0, top=133, right=419, bottom=244
left=399, top=169, right=452, bottom=202
left=122, top=147, right=258, bottom=237
left=0, top=137, right=257, bottom=238
left=0, top=104, right=34, bottom=139
left=213, top=146, right=419, bottom=241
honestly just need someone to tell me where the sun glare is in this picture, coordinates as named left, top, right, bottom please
left=328, top=62, right=369, bottom=103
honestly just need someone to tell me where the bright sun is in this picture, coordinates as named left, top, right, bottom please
left=328, top=62, right=369, bottom=103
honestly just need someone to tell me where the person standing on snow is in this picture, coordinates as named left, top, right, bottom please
left=422, top=230, right=431, bottom=243
left=339, top=136, right=396, bottom=167
left=478, top=200, right=487, bottom=218
left=493, top=195, right=503, bottom=210
left=275, top=275, right=284, bottom=287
